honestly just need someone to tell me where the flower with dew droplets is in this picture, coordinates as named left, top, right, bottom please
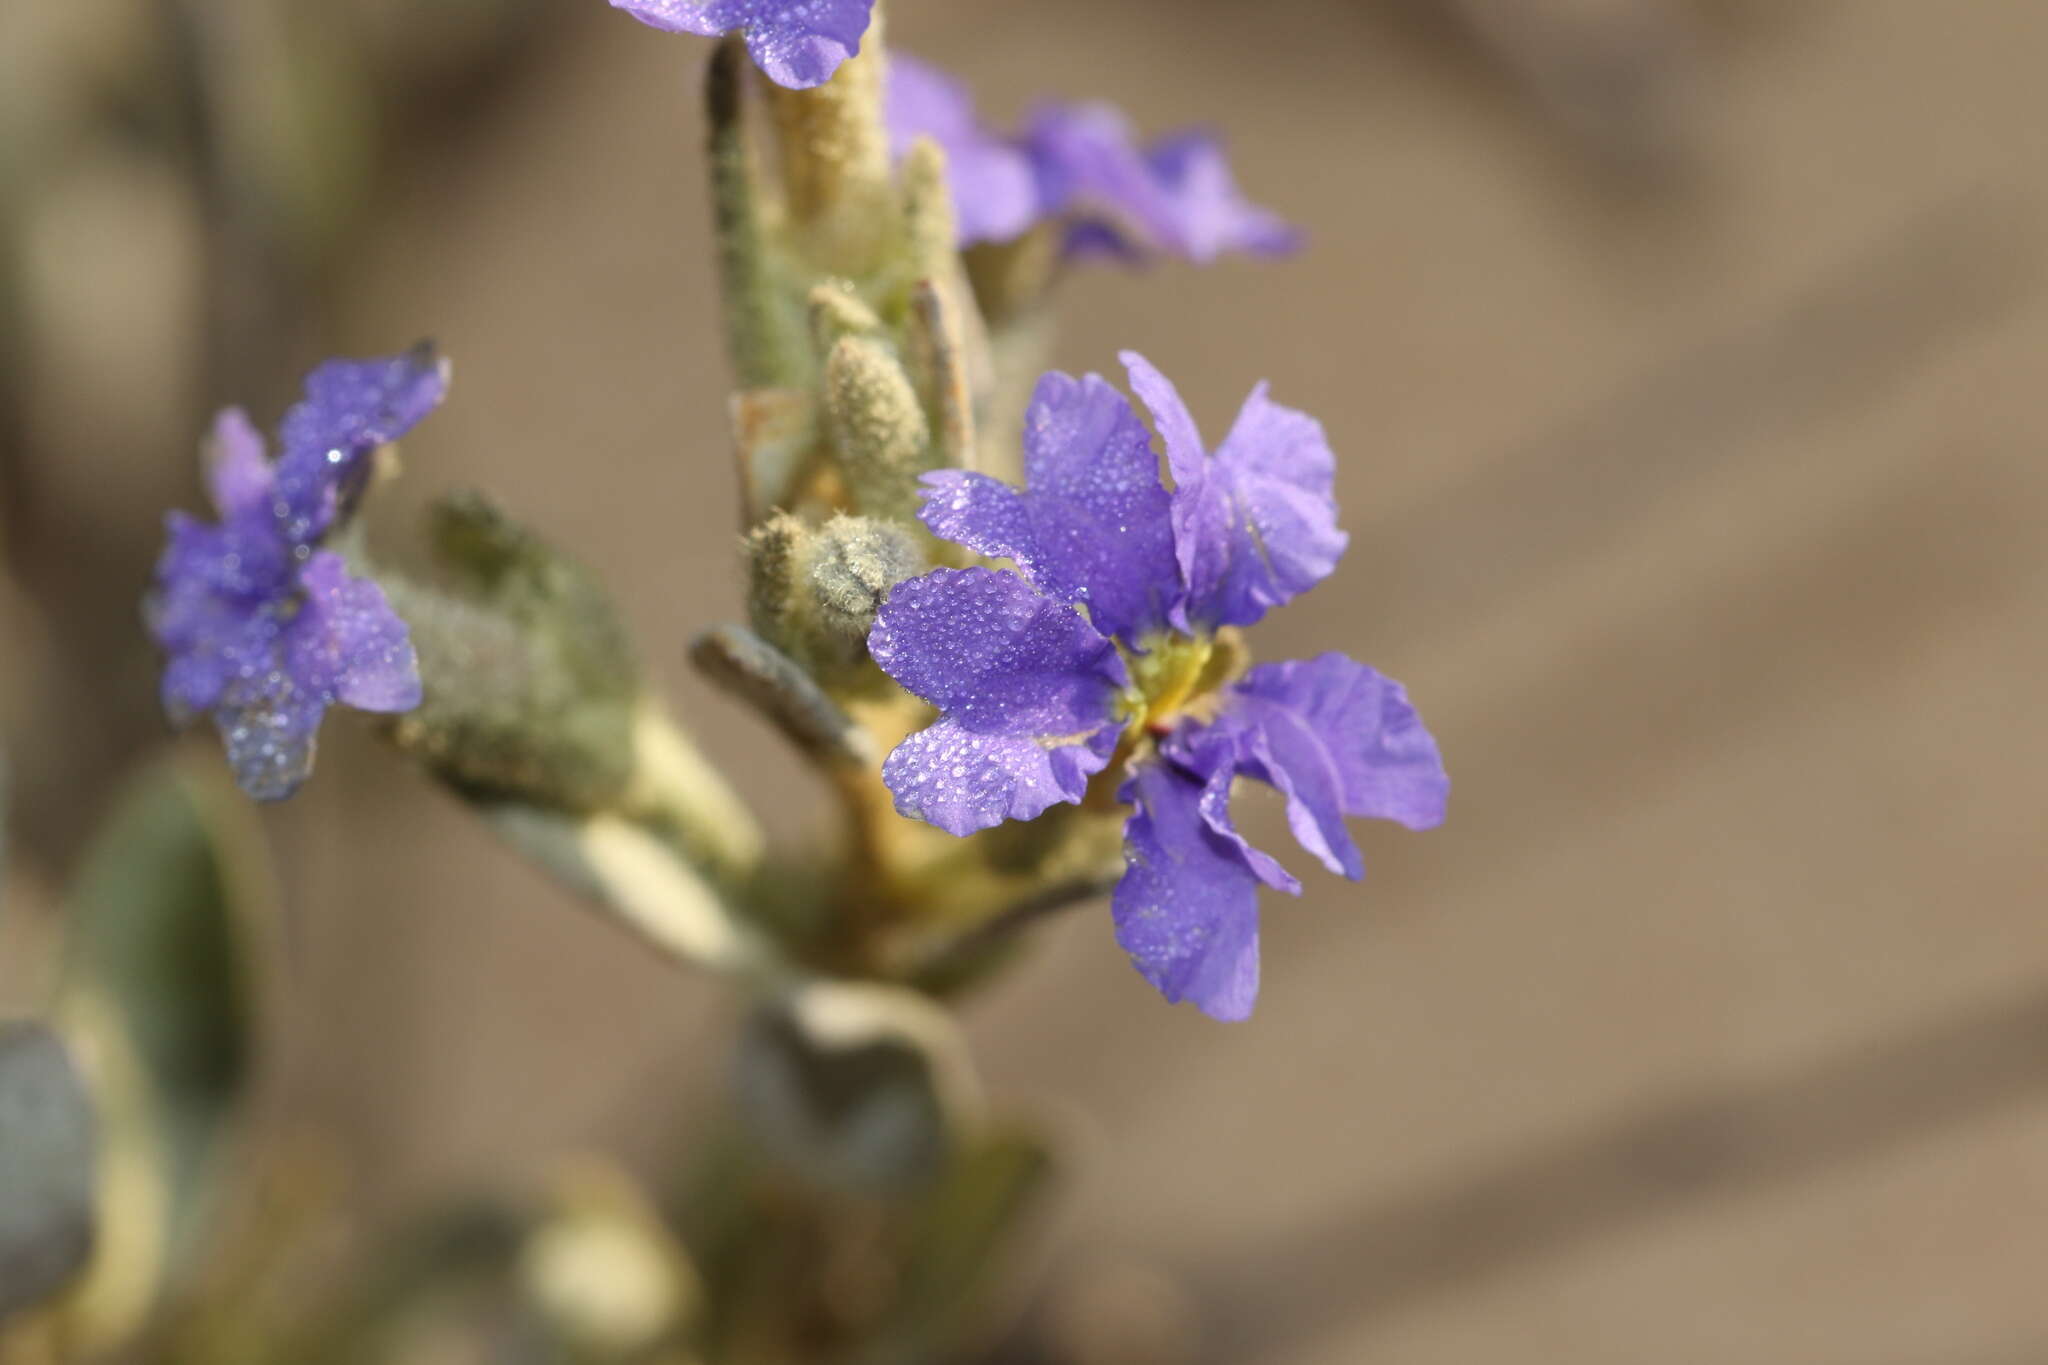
left=608, top=0, right=876, bottom=90
left=147, top=347, right=446, bottom=800
left=869, top=353, right=1445, bottom=1020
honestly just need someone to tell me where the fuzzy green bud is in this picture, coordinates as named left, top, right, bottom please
left=763, top=14, right=894, bottom=275
left=825, top=336, right=932, bottom=522
left=706, top=38, right=801, bottom=389
left=743, top=509, right=811, bottom=651
left=384, top=497, right=642, bottom=814
left=907, top=278, right=979, bottom=471
left=899, top=137, right=958, bottom=287
left=809, top=283, right=882, bottom=353
left=807, top=514, right=922, bottom=640
left=390, top=497, right=763, bottom=889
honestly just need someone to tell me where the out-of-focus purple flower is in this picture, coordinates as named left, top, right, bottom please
left=885, top=53, right=1040, bottom=245
left=609, top=0, right=875, bottom=90
left=1024, top=106, right=1303, bottom=264
left=870, top=353, right=1445, bottom=1020
left=885, top=53, right=1299, bottom=263
left=147, top=347, right=446, bottom=801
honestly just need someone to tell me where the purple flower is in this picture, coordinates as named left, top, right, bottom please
left=885, top=53, right=1040, bottom=245
left=886, top=53, right=1300, bottom=262
left=609, top=0, right=875, bottom=90
left=147, top=347, right=447, bottom=801
left=1024, top=106, right=1303, bottom=264
left=869, top=354, right=1446, bottom=1020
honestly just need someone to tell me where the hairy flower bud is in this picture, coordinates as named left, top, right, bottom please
left=808, top=284, right=883, bottom=358
left=824, top=336, right=932, bottom=522
left=385, top=495, right=642, bottom=814
left=742, top=509, right=811, bottom=652
left=898, top=137, right=958, bottom=284
left=763, top=11, right=894, bottom=274
left=807, top=514, right=921, bottom=640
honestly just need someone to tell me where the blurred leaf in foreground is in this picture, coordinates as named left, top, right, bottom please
left=0, top=1020, right=98, bottom=1321
left=858, top=1126, right=1054, bottom=1364
left=55, top=756, right=275, bottom=1349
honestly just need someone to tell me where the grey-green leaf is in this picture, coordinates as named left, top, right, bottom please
left=857, top=1127, right=1056, bottom=1365
left=734, top=982, right=981, bottom=1196
left=63, top=760, right=269, bottom=1268
left=0, top=1020, right=98, bottom=1319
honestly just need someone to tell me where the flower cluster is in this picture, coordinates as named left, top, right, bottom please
left=147, top=348, right=446, bottom=801
left=609, top=0, right=877, bottom=89
left=139, top=7, right=1440, bottom=1033
left=886, top=54, right=1300, bottom=262
left=600, top=1, right=1293, bottom=261
left=869, top=355, right=1447, bottom=1019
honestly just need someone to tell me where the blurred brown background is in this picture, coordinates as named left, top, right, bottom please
left=6, top=0, right=2048, bottom=1360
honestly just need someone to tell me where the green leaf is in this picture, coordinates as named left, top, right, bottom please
left=733, top=982, right=981, bottom=1197
left=0, top=1020, right=97, bottom=1320
left=861, top=1127, right=1055, bottom=1363
left=60, top=758, right=272, bottom=1309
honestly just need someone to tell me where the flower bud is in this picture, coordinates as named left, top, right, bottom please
left=899, top=136, right=958, bottom=285
left=742, top=509, right=810, bottom=652
left=706, top=39, right=801, bottom=390
left=383, top=494, right=641, bottom=814
left=824, top=336, right=932, bottom=522
left=807, top=514, right=921, bottom=640
left=808, top=283, right=882, bottom=359
left=763, top=14, right=893, bottom=274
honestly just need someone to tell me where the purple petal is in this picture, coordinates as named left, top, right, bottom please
left=869, top=567, right=1127, bottom=835
left=869, top=566, right=1127, bottom=726
left=1142, top=131, right=1304, bottom=263
left=1024, top=102, right=1166, bottom=253
left=1113, top=760, right=1265, bottom=1021
left=1120, top=351, right=1206, bottom=489
left=203, top=408, right=272, bottom=521
left=273, top=344, right=448, bottom=547
left=150, top=530, right=254, bottom=721
left=610, top=0, right=874, bottom=89
left=1026, top=104, right=1297, bottom=265
left=887, top=54, right=1041, bottom=244
left=148, top=515, right=250, bottom=652
left=214, top=679, right=329, bottom=803
left=1170, top=725, right=1301, bottom=895
left=1160, top=372, right=1347, bottom=630
left=148, top=511, right=293, bottom=719
left=204, top=555, right=421, bottom=802
left=1059, top=219, right=1147, bottom=263
left=160, top=628, right=237, bottom=723
left=292, top=552, right=422, bottom=714
left=920, top=370, right=1179, bottom=641
left=149, top=534, right=420, bottom=800
left=882, top=718, right=1119, bottom=836
left=1222, top=654, right=1449, bottom=879
left=608, top=0, right=725, bottom=35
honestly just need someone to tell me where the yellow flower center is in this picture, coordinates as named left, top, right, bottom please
left=1117, top=628, right=1248, bottom=738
